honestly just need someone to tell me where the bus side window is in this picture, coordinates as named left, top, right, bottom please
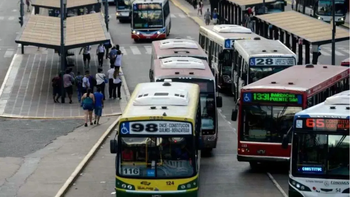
left=199, top=34, right=205, bottom=49
left=307, top=97, right=313, bottom=107
left=233, top=50, right=238, bottom=71
left=242, top=62, right=248, bottom=85
left=237, top=55, right=242, bottom=76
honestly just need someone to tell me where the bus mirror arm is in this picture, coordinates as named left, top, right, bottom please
left=281, top=126, right=292, bottom=149
left=231, top=108, right=238, bottom=121
left=110, top=122, right=119, bottom=154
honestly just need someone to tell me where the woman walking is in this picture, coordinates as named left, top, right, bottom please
left=113, top=67, right=123, bottom=100
left=81, top=88, right=95, bottom=127
left=95, top=68, right=107, bottom=100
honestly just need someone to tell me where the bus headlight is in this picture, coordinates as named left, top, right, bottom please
left=116, top=12, right=120, bottom=16
left=121, top=184, right=126, bottom=188
left=132, top=30, right=136, bottom=34
left=178, top=179, right=198, bottom=190
left=289, top=178, right=311, bottom=192
left=339, top=17, right=344, bottom=21
left=157, top=31, right=161, bottom=34
left=127, top=185, right=133, bottom=190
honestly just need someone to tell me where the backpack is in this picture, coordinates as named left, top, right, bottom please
left=82, top=93, right=94, bottom=108
left=75, top=76, right=83, bottom=88
left=89, top=75, right=97, bottom=87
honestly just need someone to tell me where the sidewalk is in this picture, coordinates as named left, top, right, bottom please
left=0, top=117, right=119, bottom=197
left=171, top=0, right=210, bottom=26
left=0, top=46, right=127, bottom=118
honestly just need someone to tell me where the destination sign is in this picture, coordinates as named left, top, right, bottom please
left=119, top=121, right=192, bottom=135
left=249, top=57, right=295, bottom=66
left=242, top=92, right=302, bottom=104
left=295, top=118, right=350, bottom=132
left=133, top=3, right=162, bottom=10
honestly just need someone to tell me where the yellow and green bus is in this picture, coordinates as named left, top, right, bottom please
left=110, top=80, right=203, bottom=197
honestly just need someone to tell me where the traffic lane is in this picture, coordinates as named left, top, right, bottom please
left=0, top=118, right=83, bottom=157
left=318, top=40, right=349, bottom=65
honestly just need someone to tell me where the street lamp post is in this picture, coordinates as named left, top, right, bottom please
left=19, top=0, right=25, bottom=54
left=60, top=0, right=67, bottom=103
left=331, top=0, right=336, bottom=65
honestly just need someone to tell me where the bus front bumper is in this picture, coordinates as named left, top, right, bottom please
left=237, top=155, right=289, bottom=163
left=132, top=32, right=166, bottom=40
left=116, top=189, right=198, bottom=197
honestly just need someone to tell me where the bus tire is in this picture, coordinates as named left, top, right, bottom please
left=166, top=27, right=170, bottom=36
left=134, top=39, right=139, bottom=43
left=249, top=161, right=259, bottom=169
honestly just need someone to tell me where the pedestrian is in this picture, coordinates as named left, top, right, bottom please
left=89, top=74, right=97, bottom=92
left=81, top=88, right=95, bottom=127
left=96, top=43, right=105, bottom=67
left=114, top=50, right=123, bottom=68
left=79, top=45, right=92, bottom=68
left=95, top=68, right=107, bottom=100
left=93, top=87, right=104, bottom=125
left=212, top=8, right=218, bottom=24
left=204, top=8, right=211, bottom=25
left=63, top=69, right=74, bottom=104
left=75, top=71, right=83, bottom=103
left=52, top=73, right=62, bottom=103
left=109, top=46, right=118, bottom=66
left=82, top=70, right=90, bottom=94
left=107, top=65, right=115, bottom=99
left=113, top=66, right=123, bottom=100
left=68, top=67, right=75, bottom=78
left=26, top=0, right=31, bottom=12
left=104, top=41, right=112, bottom=59
left=198, top=0, right=203, bottom=15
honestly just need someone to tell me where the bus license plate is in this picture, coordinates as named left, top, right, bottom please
left=257, top=150, right=265, bottom=154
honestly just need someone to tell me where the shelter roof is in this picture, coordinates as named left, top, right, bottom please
left=32, top=0, right=99, bottom=9
left=228, top=0, right=275, bottom=7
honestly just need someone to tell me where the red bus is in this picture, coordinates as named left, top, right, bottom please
left=231, top=64, right=349, bottom=168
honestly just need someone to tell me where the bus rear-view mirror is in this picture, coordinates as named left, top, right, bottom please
left=110, top=139, right=118, bottom=154
left=216, top=96, right=223, bottom=107
left=231, top=109, right=238, bottom=121
left=281, top=134, right=289, bottom=149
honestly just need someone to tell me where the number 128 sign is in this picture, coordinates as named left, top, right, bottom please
left=119, top=121, right=192, bottom=135
left=250, top=57, right=295, bottom=66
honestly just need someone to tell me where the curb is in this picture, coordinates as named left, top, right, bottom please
left=54, top=116, right=121, bottom=197
left=170, top=0, right=206, bottom=26
left=0, top=112, right=122, bottom=120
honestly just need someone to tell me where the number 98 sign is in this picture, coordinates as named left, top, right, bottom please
left=131, top=122, right=158, bottom=132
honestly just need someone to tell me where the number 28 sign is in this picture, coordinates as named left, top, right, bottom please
left=119, top=121, right=192, bottom=135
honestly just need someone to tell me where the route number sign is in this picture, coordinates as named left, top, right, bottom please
left=249, top=57, right=295, bottom=66
left=119, top=121, right=192, bottom=135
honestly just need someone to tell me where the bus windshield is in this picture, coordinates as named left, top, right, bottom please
left=242, top=105, right=302, bottom=142
left=118, top=137, right=195, bottom=178
left=318, top=0, right=346, bottom=16
left=117, top=0, right=131, bottom=9
left=133, top=3, right=163, bottom=28
left=249, top=66, right=289, bottom=83
left=294, top=134, right=349, bottom=179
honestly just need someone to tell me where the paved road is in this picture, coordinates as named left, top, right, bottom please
left=64, top=2, right=286, bottom=197
left=0, top=0, right=22, bottom=87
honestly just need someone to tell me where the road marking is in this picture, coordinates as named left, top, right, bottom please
left=144, top=46, right=152, bottom=54
left=178, top=14, right=187, bottom=18
left=334, top=50, right=344, bottom=56
left=320, top=50, right=331, bottom=56
left=340, top=48, right=349, bottom=54
left=0, top=17, right=4, bottom=20
left=130, top=46, right=141, bottom=55
left=218, top=109, right=236, bottom=135
left=120, top=46, right=127, bottom=55
left=13, top=9, right=17, bottom=12
left=4, top=49, right=15, bottom=58
left=267, top=172, right=288, bottom=197
left=8, top=16, right=15, bottom=21
left=170, top=14, right=176, bottom=18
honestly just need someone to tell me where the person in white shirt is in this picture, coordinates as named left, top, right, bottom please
left=82, top=70, right=91, bottom=94
left=113, top=67, right=123, bottom=99
left=107, top=65, right=115, bottom=99
left=95, top=68, right=107, bottom=100
left=79, top=45, right=92, bottom=68
left=114, top=50, right=122, bottom=68
left=96, top=43, right=105, bottom=67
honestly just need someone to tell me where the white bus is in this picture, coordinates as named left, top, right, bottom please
left=282, top=90, right=350, bottom=197
left=131, top=0, right=171, bottom=42
left=232, top=39, right=296, bottom=100
left=198, top=25, right=264, bottom=91
left=115, top=0, right=134, bottom=22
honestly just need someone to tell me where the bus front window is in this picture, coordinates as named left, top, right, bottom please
left=117, top=0, right=131, bottom=9
left=133, top=10, right=163, bottom=28
left=249, top=66, right=287, bottom=83
left=119, top=137, right=195, bottom=178
left=200, top=96, right=215, bottom=130
left=242, top=105, right=302, bottom=142
left=294, top=134, right=349, bottom=179
left=317, top=0, right=332, bottom=15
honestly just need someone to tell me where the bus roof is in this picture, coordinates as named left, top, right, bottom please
left=234, top=39, right=296, bottom=59
left=295, top=90, right=350, bottom=117
left=121, top=81, right=200, bottom=119
left=152, top=39, right=207, bottom=60
left=153, top=57, right=214, bottom=80
left=242, top=65, right=350, bottom=96
left=199, top=25, right=264, bottom=49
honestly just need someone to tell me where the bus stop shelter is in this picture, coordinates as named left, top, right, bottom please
left=218, top=0, right=276, bottom=25
left=32, top=0, right=101, bottom=15
left=254, top=11, right=350, bottom=64
left=15, top=13, right=110, bottom=66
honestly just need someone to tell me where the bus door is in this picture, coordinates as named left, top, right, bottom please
left=218, top=50, right=233, bottom=89
left=231, top=50, right=242, bottom=99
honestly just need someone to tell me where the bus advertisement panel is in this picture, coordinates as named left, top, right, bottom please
left=286, top=91, right=349, bottom=197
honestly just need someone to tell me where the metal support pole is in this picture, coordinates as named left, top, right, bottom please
left=331, top=0, right=336, bottom=65
left=20, top=0, right=25, bottom=54
left=263, top=0, right=266, bottom=14
left=60, top=0, right=66, bottom=103
left=104, top=0, right=109, bottom=31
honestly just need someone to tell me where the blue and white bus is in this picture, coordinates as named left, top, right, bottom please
left=131, top=0, right=171, bottom=42
left=283, top=90, right=350, bottom=197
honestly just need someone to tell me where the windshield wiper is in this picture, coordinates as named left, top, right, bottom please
left=335, top=135, right=347, bottom=147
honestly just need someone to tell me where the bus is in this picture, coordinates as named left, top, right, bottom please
left=116, top=0, right=134, bottom=22
left=294, top=0, right=348, bottom=25
left=198, top=25, right=265, bottom=91
left=110, top=81, right=202, bottom=197
left=151, top=39, right=208, bottom=61
left=149, top=56, right=223, bottom=152
left=131, top=0, right=171, bottom=42
left=231, top=64, right=349, bottom=169
left=232, top=39, right=297, bottom=101
left=283, top=90, right=349, bottom=197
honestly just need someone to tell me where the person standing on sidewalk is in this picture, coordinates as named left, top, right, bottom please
left=108, top=65, right=116, bottom=99
left=204, top=8, right=211, bottom=25
left=95, top=68, right=107, bottom=100
left=93, top=87, right=104, bottom=125
left=82, top=70, right=91, bottom=94
left=79, top=45, right=92, bottom=68
left=104, top=41, right=112, bottom=59
left=113, top=66, right=123, bottom=100
left=96, top=43, right=105, bottom=67
left=63, top=69, right=74, bottom=104
left=213, top=8, right=218, bottom=24
left=52, top=73, right=62, bottom=103
left=109, top=46, right=118, bottom=66
left=198, top=0, right=203, bottom=15
left=114, top=50, right=123, bottom=68
left=75, top=71, right=83, bottom=103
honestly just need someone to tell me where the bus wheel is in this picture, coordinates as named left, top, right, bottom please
left=134, top=39, right=139, bottom=43
left=166, top=27, right=170, bottom=36
left=249, top=161, right=259, bottom=169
